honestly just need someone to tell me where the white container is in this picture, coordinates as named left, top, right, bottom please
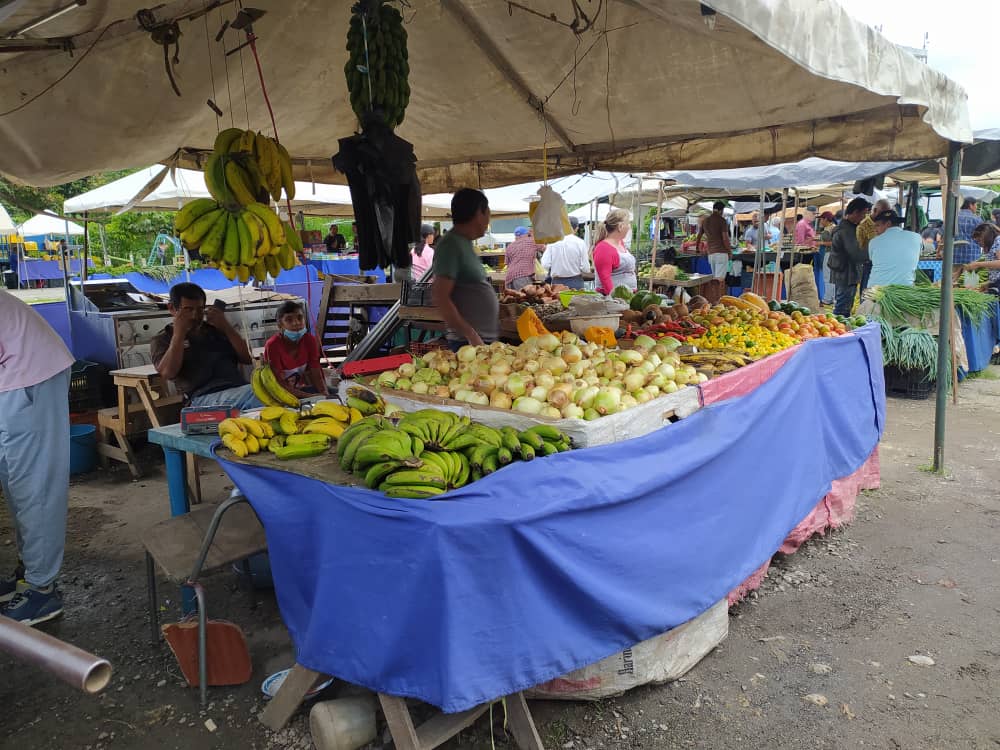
left=309, top=695, right=377, bottom=750
left=568, top=314, right=622, bottom=336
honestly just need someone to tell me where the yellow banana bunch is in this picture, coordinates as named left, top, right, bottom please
left=184, top=126, right=299, bottom=282
left=251, top=364, right=300, bottom=408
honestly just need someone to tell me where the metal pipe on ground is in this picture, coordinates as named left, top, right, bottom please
left=0, top=615, right=112, bottom=694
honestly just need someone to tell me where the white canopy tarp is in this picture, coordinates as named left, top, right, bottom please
left=0, top=0, right=971, bottom=192
left=63, top=165, right=531, bottom=218
left=654, top=158, right=919, bottom=191
left=0, top=204, right=15, bottom=232
left=568, top=203, right=635, bottom=222
left=19, top=212, right=85, bottom=236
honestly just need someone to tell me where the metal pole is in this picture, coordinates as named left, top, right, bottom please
left=932, top=141, right=963, bottom=472
left=648, top=180, right=664, bottom=292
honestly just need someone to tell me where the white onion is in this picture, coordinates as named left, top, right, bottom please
left=530, top=385, right=550, bottom=402
left=513, top=396, right=544, bottom=414
left=457, top=345, right=479, bottom=363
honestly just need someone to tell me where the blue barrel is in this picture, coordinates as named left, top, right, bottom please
left=69, top=424, right=97, bottom=475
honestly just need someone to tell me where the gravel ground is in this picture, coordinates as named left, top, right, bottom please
left=3, top=369, right=1000, bottom=750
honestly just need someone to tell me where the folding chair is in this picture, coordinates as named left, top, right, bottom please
left=143, top=493, right=268, bottom=706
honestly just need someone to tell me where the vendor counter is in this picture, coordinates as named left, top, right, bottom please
left=148, top=324, right=884, bottom=717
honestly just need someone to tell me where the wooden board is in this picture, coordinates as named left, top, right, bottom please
left=398, top=305, right=446, bottom=323
left=330, top=283, right=401, bottom=304
left=228, top=448, right=365, bottom=488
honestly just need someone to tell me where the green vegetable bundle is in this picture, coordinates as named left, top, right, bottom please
left=871, top=284, right=996, bottom=326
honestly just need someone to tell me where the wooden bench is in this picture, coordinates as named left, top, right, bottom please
left=101, top=348, right=265, bottom=488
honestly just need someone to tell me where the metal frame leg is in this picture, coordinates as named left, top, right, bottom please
left=187, top=581, right=208, bottom=708
left=146, top=551, right=159, bottom=646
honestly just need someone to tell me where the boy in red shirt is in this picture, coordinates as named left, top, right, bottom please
left=263, top=301, right=329, bottom=398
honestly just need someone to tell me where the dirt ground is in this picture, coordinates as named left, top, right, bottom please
left=3, top=370, right=1000, bottom=750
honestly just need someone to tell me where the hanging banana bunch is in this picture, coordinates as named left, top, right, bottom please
left=344, top=1, right=410, bottom=128
left=174, top=127, right=302, bottom=282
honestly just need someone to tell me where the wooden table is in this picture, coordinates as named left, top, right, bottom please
left=99, top=365, right=183, bottom=480
left=147, top=424, right=545, bottom=748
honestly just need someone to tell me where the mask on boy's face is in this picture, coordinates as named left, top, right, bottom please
left=282, top=328, right=306, bottom=342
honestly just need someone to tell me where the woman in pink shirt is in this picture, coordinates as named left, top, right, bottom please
left=592, top=209, right=637, bottom=294
left=410, top=224, right=436, bottom=279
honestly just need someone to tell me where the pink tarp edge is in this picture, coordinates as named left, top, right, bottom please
left=726, top=447, right=881, bottom=606
left=697, top=343, right=802, bottom=406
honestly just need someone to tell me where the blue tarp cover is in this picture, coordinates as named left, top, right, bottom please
left=220, top=325, right=884, bottom=712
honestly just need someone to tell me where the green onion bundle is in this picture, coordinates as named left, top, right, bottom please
left=872, top=284, right=996, bottom=326
left=894, top=327, right=940, bottom=381
left=953, top=288, right=996, bottom=325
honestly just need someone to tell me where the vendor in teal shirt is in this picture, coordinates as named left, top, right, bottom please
left=867, top=210, right=921, bottom=287
left=431, top=188, right=499, bottom=347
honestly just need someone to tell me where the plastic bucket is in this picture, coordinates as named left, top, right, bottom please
left=69, top=424, right=97, bottom=475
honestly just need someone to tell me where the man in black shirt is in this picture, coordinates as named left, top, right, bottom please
left=151, top=283, right=262, bottom=409
left=324, top=224, right=346, bottom=254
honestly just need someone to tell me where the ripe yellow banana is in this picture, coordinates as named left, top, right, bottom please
left=175, top=198, right=219, bottom=234
left=244, top=433, right=260, bottom=454
left=236, top=214, right=254, bottom=266
left=244, top=202, right=285, bottom=247
left=219, top=263, right=237, bottom=281
left=237, top=264, right=250, bottom=283
left=258, top=364, right=300, bottom=408
left=199, top=210, right=231, bottom=262
left=310, top=401, right=351, bottom=422
left=179, top=206, right=224, bottom=250
left=235, top=417, right=265, bottom=438
left=221, top=433, right=249, bottom=457
left=225, top=160, right=257, bottom=205
left=302, top=419, right=347, bottom=439
left=213, top=127, right=244, bottom=153
left=218, top=418, right=246, bottom=439
left=260, top=405, right=292, bottom=421
left=276, top=142, right=295, bottom=200
left=222, top=214, right=240, bottom=266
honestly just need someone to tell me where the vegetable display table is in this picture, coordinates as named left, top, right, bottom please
left=215, top=327, right=884, bottom=716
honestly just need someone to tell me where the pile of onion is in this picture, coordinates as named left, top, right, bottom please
left=374, top=332, right=703, bottom=420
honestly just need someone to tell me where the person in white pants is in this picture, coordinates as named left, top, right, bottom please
left=696, top=201, right=732, bottom=279
left=0, top=289, right=74, bottom=626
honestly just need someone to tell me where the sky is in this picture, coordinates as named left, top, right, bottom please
left=837, top=0, right=997, bottom=130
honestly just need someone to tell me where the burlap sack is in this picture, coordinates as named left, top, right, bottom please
left=784, top=263, right=821, bottom=313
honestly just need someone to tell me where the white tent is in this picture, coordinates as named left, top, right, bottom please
left=0, top=0, right=970, bottom=192
left=0, top=204, right=15, bottom=232
left=63, top=165, right=531, bottom=219
left=63, top=166, right=210, bottom=213
left=568, top=203, right=634, bottom=223
left=19, top=212, right=85, bottom=236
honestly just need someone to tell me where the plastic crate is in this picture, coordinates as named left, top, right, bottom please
left=400, top=279, right=434, bottom=307
left=68, top=360, right=111, bottom=412
left=407, top=340, right=449, bottom=357
left=884, top=365, right=935, bottom=400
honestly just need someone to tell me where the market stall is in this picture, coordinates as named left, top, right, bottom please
left=0, top=0, right=978, bottom=746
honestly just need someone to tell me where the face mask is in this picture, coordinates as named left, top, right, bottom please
left=282, top=328, right=306, bottom=342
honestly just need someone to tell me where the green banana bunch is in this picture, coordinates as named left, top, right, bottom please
left=346, top=386, right=386, bottom=417
left=344, top=0, right=410, bottom=128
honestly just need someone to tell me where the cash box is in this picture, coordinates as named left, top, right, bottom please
left=181, top=405, right=241, bottom=435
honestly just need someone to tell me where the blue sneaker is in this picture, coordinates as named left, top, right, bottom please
left=2, top=585, right=63, bottom=626
left=0, top=564, right=26, bottom=604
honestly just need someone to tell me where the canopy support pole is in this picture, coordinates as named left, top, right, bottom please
left=932, top=141, right=963, bottom=473
left=82, top=212, right=89, bottom=283
left=648, top=180, right=664, bottom=292
left=772, top=188, right=789, bottom=299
